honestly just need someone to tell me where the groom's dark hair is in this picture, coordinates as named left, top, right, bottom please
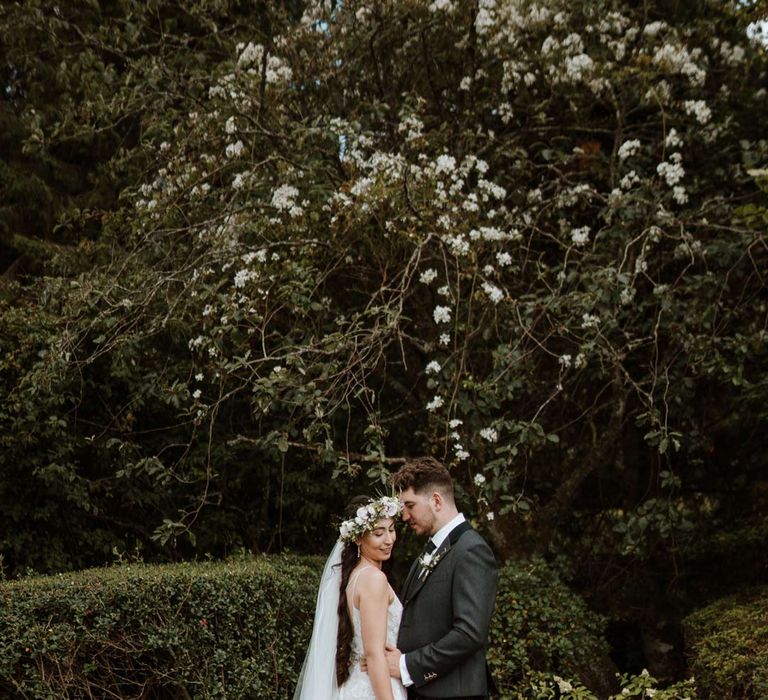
left=392, top=456, right=454, bottom=502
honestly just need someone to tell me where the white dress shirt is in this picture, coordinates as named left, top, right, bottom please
left=399, top=513, right=466, bottom=686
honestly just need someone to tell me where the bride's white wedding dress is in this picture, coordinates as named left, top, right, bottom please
left=339, top=567, right=408, bottom=700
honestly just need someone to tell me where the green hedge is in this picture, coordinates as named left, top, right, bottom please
left=683, top=586, right=768, bottom=700
left=488, top=557, right=608, bottom=692
left=0, top=555, right=320, bottom=699
left=0, top=554, right=606, bottom=698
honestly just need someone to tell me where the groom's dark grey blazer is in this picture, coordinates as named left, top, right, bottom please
left=397, top=520, right=498, bottom=698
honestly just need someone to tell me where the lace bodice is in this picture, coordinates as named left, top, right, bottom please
left=339, top=568, right=407, bottom=700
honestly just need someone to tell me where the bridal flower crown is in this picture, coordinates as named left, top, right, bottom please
left=339, top=496, right=402, bottom=542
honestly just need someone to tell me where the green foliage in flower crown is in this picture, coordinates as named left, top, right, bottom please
left=683, top=586, right=768, bottom=700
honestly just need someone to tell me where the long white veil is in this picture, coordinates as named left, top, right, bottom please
left=293, top=540, right=344, bottom=700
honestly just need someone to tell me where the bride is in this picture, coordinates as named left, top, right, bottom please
left=294, top=495, right=408, bottom=700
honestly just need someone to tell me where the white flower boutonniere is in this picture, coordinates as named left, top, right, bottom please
left=418, top=550, right=444, bottom=581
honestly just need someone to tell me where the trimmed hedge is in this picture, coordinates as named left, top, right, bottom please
left=0, top=554, right=607, bottom=698
left=0, top=555, right=320, bottom=699
left=683, top=586, right=768, bottom=700
left=488, top=557, right=608, bottom=692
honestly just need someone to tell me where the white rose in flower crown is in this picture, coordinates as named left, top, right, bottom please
left=383, top=499, right=399, bottom=517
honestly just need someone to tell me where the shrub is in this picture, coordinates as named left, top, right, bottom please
left=0, top=555, right=321, bottom=699
left=512, top=670, right=697, bottom=700
left=488, top=557, right=609, bottom=693
left=683, top=586, right=768, bottom=700
left=0, top=553, right=609, bottom=697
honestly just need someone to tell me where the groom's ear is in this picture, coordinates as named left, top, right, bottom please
left=431, top=490, right=444, bottom=511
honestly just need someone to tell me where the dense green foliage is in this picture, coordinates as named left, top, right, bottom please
left=1, top=0, right=767, bottom=689
left=0, top=554, right=624, bottom=699
left=683, top=587, right=768, bottom=700
left=511, top=671, right=697, bottom=700
left=489, top=557, right=608, bottom=690
left=0, top=555, right=318, bottom=699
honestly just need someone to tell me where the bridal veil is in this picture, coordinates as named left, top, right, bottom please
left=293, top=540, right=343, bottom=700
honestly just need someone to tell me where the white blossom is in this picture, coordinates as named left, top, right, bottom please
left=237, top=42, right=263, bottom=68
left=643, top=21, right=667, bottom=36
left=620, top=170, right=640, bottom=190
left=474, top=473, right=487, bottom=486
left=195, top=373, right=203, bottom=382
left=657, top=157, right=685, bottom=186
left=429, top=0, right=454, bottom=13
left=673, top=186, right=689, bottom=204
left=226, top=140, right=245, bottom=159
left=426, top=395, right=445, bottom=411
left=496, top=252, right=512, bottom=267
left=398, top=113, right=424, bottom=143
left=479, top=427, right=498, bottom=442
left=620, top=286, right=636, bottom=305
left=618, top=139, right=641, bottom=160
left=445, top=234, right=470, bottom=256
left=232, top=172, right=249, bottom=190
left=434, top=154, right=457, bottom=175
left=420, top=268, right=438, bottom=284
left=439, top=332, right=451, bottom=346
left=720, top=41, right=745, bottom=66
left=192, top=389, right=202, bottom=400
left=425, top=360, right=442, bottom=375
left=564, top=53, right=594, bottom=82
left=449, top=418, right=463, bottom=428
left=271, top=184, right=303, bottom=217
left=225, top=116, right=237, bottom=134
left=665, top=128, right=683, bottom=148
left=234, top=269, right=257, bottom=288
left=582, top=313, right=601, bottom=329
left=433, top=305, right=452, bottom=324
left=653, top=44, right=706, bottom=86
left=481, top=282, right=504, bottom=304
left=570, top=226, right=590, bottom=247
left=559, top=354, right=572, bottom=368
left=486, top=512, right=495, bottom=521
left=683, top=99, right=712, bottom=124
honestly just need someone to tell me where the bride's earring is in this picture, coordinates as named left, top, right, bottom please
left=357, top=543, right=361, bottom=558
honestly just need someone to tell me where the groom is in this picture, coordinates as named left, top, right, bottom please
left=388, top=456, right=498, bottom=699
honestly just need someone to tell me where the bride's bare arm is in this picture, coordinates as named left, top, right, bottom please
left=357, top=571, right=395, bottom=700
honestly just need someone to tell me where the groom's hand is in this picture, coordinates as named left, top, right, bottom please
left=358, top=645, right=403, bottom=679
left=384, top=643, right=402, bottom=679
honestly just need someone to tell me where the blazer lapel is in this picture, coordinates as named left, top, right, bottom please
left=403, top=521, right=472, bottom=605
left=400, top=556, right=421, bottom=600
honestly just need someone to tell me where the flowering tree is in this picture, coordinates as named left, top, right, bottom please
left=2, top=0, right=767, bottom=587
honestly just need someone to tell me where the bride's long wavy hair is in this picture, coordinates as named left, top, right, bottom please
left=335, top=495, right=373, bottom=687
